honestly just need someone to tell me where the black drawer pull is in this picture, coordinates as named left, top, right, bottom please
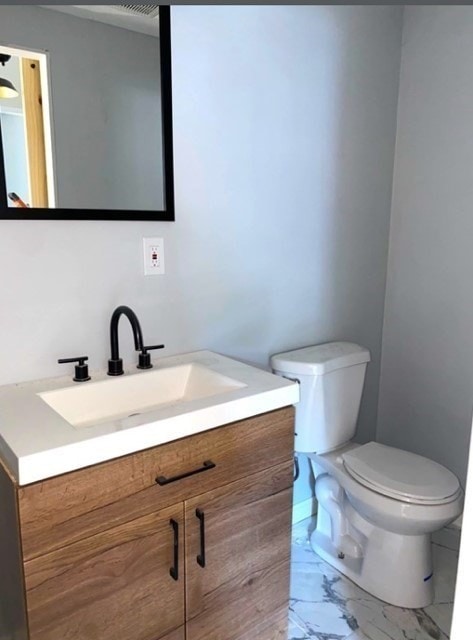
left=156, top=460, right=216, bottom=486
left=170, top=519, right=179, bottom=581
left=196, top=508, right=206, bottom=568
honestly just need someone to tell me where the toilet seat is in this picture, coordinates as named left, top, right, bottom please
left=342, top=442, right=460, bottom=505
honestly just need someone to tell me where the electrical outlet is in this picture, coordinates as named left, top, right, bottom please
left=143, top=237, right=165, bottom=276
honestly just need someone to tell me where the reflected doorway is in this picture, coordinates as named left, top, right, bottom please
left=0, top=45, right=55, bottom=209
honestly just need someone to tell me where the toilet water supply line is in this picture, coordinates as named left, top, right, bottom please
left=294, top=455, right=300, bottom=482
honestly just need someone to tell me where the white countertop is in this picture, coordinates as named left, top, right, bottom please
left=0, top=350, right=299, bottom=485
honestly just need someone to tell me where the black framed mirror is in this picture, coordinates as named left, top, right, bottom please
left=0, top=4, right=174, bottom=221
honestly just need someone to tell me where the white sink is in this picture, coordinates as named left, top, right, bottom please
left=39, top=363, right=247, bottom=429
left=0, top=350, right=299, bottom=484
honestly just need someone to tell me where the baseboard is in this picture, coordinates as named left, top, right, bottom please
left=292, top=497, right=317, bottom=525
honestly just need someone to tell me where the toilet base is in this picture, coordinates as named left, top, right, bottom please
left=310, top=496, right=434, bottom=608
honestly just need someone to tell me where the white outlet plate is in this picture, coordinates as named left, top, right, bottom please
left=143, top=237, right=165, bottom=276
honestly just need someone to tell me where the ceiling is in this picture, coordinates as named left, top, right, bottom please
left=41, top=5, right=160, bottom=37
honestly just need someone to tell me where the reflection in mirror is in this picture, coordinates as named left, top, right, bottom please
left=0, top=47, right=54, bottom=209
left=0, top=4, right=174, bottom=219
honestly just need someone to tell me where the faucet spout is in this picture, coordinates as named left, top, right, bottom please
left=108, top=305, right=145, bottom=376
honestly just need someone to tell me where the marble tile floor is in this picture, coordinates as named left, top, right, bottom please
left=288, top=516, right=460, bottom=640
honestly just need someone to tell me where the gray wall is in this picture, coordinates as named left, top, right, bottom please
left=378, top=6, right=473, bottom=488
left=0, top=6, right=403, bottom=506
left=0, top=5, right=163, bottom=210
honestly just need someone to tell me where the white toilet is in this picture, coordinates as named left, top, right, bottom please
left=271, top=342, right=463, bottom=608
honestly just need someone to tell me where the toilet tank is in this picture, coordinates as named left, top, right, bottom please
left=271, top=342, right=370, bottom=454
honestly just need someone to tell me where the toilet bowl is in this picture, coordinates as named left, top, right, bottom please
left=309, top=442, right=462, bottom=607
left=271, top=342, right=463, bottom=608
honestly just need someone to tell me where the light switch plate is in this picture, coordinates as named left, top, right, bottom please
left=143, top=237, right=165, bottom=275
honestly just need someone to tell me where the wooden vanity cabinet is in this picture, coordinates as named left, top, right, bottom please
left=1, top=407, right=294, bottom=640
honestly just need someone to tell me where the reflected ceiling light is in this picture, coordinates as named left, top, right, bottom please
left=0, top=54, right=19, bottom=99
left=0, top=77, right=19, bottom=99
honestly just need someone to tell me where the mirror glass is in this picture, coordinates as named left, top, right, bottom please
left=0, top=4, right=173, bottom=219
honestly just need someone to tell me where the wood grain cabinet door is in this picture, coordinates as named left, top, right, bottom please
left=24, top=504, right=186, bottom=640
left=184, top=461, right=293, bottom=640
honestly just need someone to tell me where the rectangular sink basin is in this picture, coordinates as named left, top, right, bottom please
left=39, top=363, right=247, bottom=429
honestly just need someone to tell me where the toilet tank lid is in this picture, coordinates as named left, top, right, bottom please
left=270, top=342, right=371, bottom=376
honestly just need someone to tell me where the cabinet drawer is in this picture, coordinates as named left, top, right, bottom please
left=19, top=406, right=294, bottom=560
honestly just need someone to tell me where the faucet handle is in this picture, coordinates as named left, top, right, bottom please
left=137, top=344, right=165, bottom=370
left=58, top=356, right=91, bottom=382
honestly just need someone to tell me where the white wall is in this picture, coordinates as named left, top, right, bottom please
left=451, top=414, right=473, bottom=639
left=0, top=5, right=163, bottom=210
left=378, top=6, right=473, bottom=487
left=0, top=6, right=403, bottom=505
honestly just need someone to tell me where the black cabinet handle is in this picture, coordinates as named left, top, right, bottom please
left=196, top=508, right=206, bottom=568
left=169, top=519, right=179, bottom=581
left=156, top=460, right=216, bottom=486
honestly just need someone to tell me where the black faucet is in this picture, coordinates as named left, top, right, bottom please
left=107, top=305, right=164, bottom=376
